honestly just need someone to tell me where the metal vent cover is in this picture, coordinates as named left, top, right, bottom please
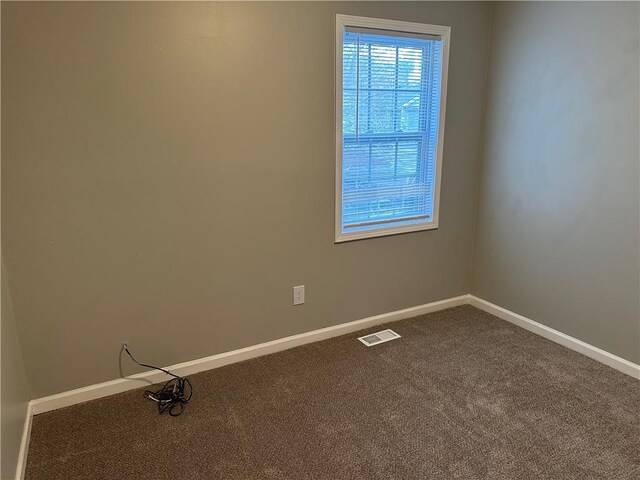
left=358, top=329, right=401, bottom=347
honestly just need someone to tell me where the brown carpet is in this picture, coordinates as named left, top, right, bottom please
left=25, top=305, right=640, bottom=479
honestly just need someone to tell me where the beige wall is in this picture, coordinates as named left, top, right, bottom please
left=473, top=2, right=640, bottom=363
left=1, top=259, right=31, bottom=479
left=2, top=2, right=491, bottom=397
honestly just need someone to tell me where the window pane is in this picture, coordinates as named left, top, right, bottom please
left=342, top=40, right=358, bottom=90
left=369, top=44, right=396, bottom=89
left=370, top=142, right=396, bottom=181
left=357, top=44, right=370, bottom=90
left=343, top=90, right=357, bottom=135
left=397, top=92, right=421, bottom=132
left=398, top=47, right=423, bottom=88
left=343, top=143, right=369, bottom=190
left=396, top=140, right=420, bottom=177
left=364, top=91, right=395, bottom=134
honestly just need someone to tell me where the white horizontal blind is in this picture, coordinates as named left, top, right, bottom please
left=341, top=26, right=443, bottom=234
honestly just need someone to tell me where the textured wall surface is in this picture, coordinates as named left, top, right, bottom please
left=1, top=259, right=31, bottom=479
left=2, top=1, right=490, bottom=397
left=473, top=2, right=640, bottom=362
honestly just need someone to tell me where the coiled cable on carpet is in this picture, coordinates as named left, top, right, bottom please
left=123, top=344, right=193, bottom=416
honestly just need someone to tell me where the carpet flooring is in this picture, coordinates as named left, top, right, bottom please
left=25, top=305, right=640, bottom=479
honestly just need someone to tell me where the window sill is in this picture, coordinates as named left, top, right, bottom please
left=335, top=220, right=438, bottom=243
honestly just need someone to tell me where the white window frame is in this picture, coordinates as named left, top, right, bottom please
left=335, top=15, right=451, bottom=243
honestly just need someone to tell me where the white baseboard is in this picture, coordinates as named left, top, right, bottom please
left=30, top=295, right=470, bottom=415
left=28, top=293, right=639, bottom=418
left=468, top=295, right=640, bottom=379
left=15, top=401, right=33, bottom=480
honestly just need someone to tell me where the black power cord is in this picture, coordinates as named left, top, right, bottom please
left=123, top=344, right=193, bottom=416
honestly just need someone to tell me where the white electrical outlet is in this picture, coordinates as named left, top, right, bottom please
left=293, top=285, right=305, bottom=305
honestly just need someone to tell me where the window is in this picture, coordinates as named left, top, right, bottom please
left=335, top=15, right=450, bottom=242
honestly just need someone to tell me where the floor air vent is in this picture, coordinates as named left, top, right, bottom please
left=358, top=329, right=401, bottom=347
